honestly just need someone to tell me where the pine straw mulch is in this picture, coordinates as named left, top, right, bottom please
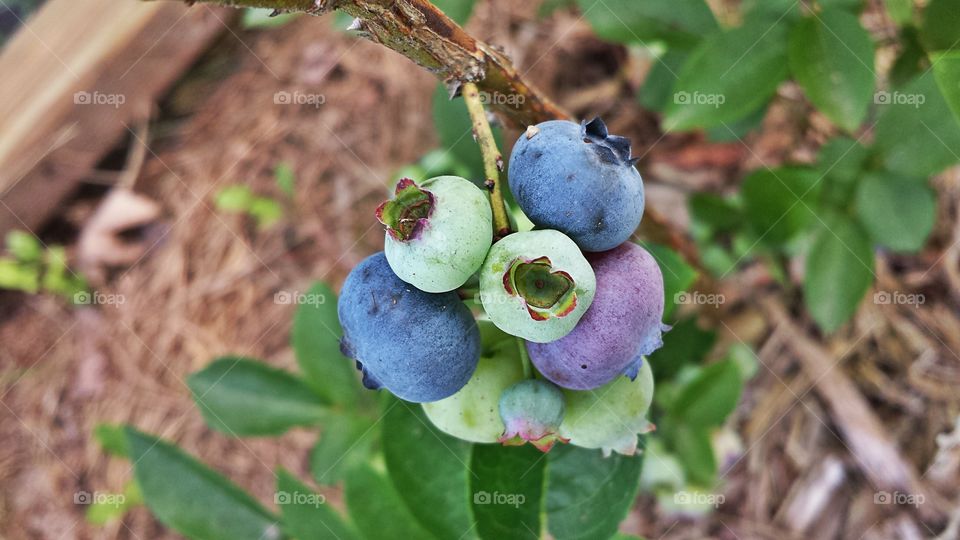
left=1, top=1, right=959, bottom=539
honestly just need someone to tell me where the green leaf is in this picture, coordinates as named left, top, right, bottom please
left=688, top=193, right=742, bottom=236
left=292, top=282, right=359, bottom=406
left=816, top=137, right=869, bottom=209
left=344, top=465, right=435, bottom=540
left=0, top=257, right=39, bottom=292
left=249, top=197, right=283, bottom=228
left=188, top=357, right=327, bottom=436
left=276, top=469, right=359, bottom=540
left=664, top=21, right=789, bottom=130
left=788, top=10, right=875, bottom=131
left=125, top=427, right=280, bottom=540
left=432, top=84, right=503, bottom=181
left=742, top=167, right=821, bottom=245
left=641, top=242, right=697, bottom=320
left=884, top=0, right=913, bottom=25
left=538, top=0, right=577, bottom=18
left=669, top=359, right=742, bottom=426
left=382, top=398, right=474, bottom=539
left=639, top=50, right=687, bottom=113
left=5, top=230, right=41, bottom=262
left=577, top=0, right=717, bottom=49
left=921, top=0, right=960, bottom=52
left=804, top=215, right=875, bottom=332
left=890, top=26, right=929, bottom=87
left=668, top=424, right=716, bottom=486
left=648, top=317, right=716, bottom=382
left=93, top=423, right=129, bottom=457
left=275, top=162, right=296, bottom=197
left=874, top=71, right=960, bottom=176
left=470, top=444, right=545, bottom=540
left=242, top=8, right=298, bottom=29
left=704, top=105, right=766, bottom=142
left=214, top=185, right=254, bottom=211
left=85, top=480, right=142, bottom=525
left=545, top=445, right=644, bottom=540
left=855, top=172, right=936, bottom=252
left=432, top=0, right=476, bottom=25
left=932, top=51, right=960, bottom=125
left=310, top=413, right=376, bottom=485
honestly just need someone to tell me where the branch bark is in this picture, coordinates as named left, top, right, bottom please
left=195, top=0, right=569, bottom=127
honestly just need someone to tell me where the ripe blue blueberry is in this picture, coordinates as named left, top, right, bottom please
left=498, top=379, right=567, bottom=452
left=337, top=252, right=480, bottom=402
left=508, top=118, right=645, bottom=252
left=528, top=242, right=668, bottom=390
left=479, top=229, right=596, bottom=343
left=378, top=176, right=492, bottom=293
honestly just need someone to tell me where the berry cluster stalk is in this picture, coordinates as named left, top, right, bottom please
left=461, top=82, right=512, bottom=240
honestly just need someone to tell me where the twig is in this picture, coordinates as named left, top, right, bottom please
left=461, top=82, right=511, bottom=239
left=183, top=0, right=568, bottom=127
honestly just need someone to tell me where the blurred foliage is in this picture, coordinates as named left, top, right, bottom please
left=0, top=230, right=87, bottom=301
left=572, top=0, right=960, bottom=332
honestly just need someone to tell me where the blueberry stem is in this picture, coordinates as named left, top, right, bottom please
left=462, top=82, right=512, bottom=241
left=516, top=337, right=533, bottom=379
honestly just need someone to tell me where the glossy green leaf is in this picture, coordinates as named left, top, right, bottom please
left=546, top=445, right=644, bottom=540
left=382, top=398, right=474, bottom=539
left=576, top=0, right=716, bottom=49
left=932, top=51, right=960, bottom=125
left=855, top=173, right=936, bottom=252
left=641, top=242, right=698, bottom=320
left=292, top=281, right=359, bottom=406
left=188, top=357, right=327, bottom=436
left=874, top=71, right=960, bottom=176
left=664, top=22, right=789, bottom=130
left=669, top=359, right=742, bottom=427
left=344, top=465, right=435, bottom=540
left=804, top=216, right=875, bottom=332
left=125, top=427, right=280, bottom=540
left=788, top=10, right=875, bottom=131
left=276, top=469, right=359, bottom=540
left=470, top=444, right=545, bottom=540
left=310, top=414, right=377, bottom=485
left=921, top=0, right=960, bottom=52
left=742, top=167, right=821, bottom=245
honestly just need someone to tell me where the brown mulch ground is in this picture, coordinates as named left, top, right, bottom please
left=2, top=1, right=960, bottom=539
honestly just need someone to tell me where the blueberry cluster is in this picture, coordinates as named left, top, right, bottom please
left=338, top=118, right=666, bottom=455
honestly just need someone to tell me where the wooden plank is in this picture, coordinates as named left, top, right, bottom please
left=0, top=0, right=232, bottom=235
